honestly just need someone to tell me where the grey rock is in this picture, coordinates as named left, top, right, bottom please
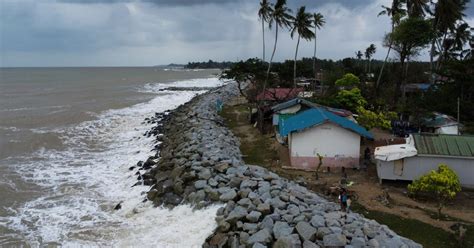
left=257, top=203, right=271, bottom=215
left=246, top=211, right=262, bottom=223
left=194, top=180, right=207, bottom=189
left=260, top=215, right=274, bottom=231
left=368, top=238, right=380, bottom=247
left=226, top=206, right=248, bottom=223
left=296, top=221, right=317, bottom=241
left=271, top=197, right=287, bottom=209
left=273, top=221, right=294, bottom=239
left=350, top=237, right=366, bottom=247
left=323, top=234, right=347, bottom=247
left=273, top=234, right=302, bottom=248
left=302, top=240, right=320, bottom=248
left=310, top=215, right=325, bottom=228
left=240, top=179, right=258, bottom=189
left=198, top=168, right=212, bottom=180
left=220, top=189, right=237, bottom=201
left=243, top=223, right=258, bottom=232
left=247, top=229, right=272, bottom=244
left=252, top=243, right=266, bottom=248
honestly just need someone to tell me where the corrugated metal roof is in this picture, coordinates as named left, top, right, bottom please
left=279, top=108, right=373, bottom=139
left=413, top=133, right=474, bottom=157
left=271, top=97, right=353, bottom=117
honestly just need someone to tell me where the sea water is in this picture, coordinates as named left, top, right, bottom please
left=0, top=67, right=224, bottom=247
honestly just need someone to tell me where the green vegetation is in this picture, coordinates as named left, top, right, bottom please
left=335, top=73, right=360, bottom=87
left=408, top=164, right=462, bottom=217
left=221, top=0, right=474, bottom=132
left=352, top=202, right=474, bottom=248
left=334, top=88, right=367, bottom=112
left=219, top=104, right=275, bottom=165
left=356, top=107, right=397, bottom=130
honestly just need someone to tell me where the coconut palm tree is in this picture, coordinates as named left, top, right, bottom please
left=365, top=44, right=377, bottom=74
left=406, top=0, right=429, bottom=18
left=291, top=7, right=315, bottom=87
left=312, top=13, right=325, bottom=81
left=258, top=0, right=273, bottom=62
left=263, top=0, right=293, bottom=94
left=431, top=0, right=468, bottom=71
left=375, top=0, right=406, bottom=89
left=355, top=50, right=363, bottom=68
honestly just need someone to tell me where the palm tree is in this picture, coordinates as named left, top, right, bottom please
left=355, top=50, right=363, bottom=68
left=365, top=44, right=376, bottom=74
left=258, top=0, right=273, bottom=62
left=291, top=7, right=315, bottom=87
left=406, top=0, right=429, bottom=18
left=375, top=0, right=406, bottom=89
left=312, top=13, right=325, bottom=81
left=430, top=0, right=467, bottom=75
left=263, top=0, right=293, bottom=95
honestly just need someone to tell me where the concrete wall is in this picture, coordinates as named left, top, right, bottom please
left=289, top=122, right=361, bottom=169
left=377, top=156, right=474, bottom=188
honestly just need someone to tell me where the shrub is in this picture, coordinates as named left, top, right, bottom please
left=408, top=164, right=461, bottom=217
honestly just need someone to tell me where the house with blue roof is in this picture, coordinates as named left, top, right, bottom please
left=279, top=107, right=373, bottom=170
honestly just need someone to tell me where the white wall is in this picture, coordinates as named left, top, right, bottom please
left=377, top=156, right=474, bottom=188
left=290, top=122, right=361, bottom=159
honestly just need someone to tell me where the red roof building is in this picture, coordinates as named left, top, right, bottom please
left=256, top=88, right=304, bottom=101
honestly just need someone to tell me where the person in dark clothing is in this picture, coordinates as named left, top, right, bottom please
left=339, top=188, right=348, bottom=212
left=364, top=147, right=371, bottom=161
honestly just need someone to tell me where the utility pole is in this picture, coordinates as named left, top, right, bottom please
left=457, top=97, right=460, bottom=135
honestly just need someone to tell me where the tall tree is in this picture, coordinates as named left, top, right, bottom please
left=355, top=50, right=363, bottom=68
left=388, top=17, right=433, bottom=103
left=364, top=44, right=377, bottom=74
left=258, top=0, right=273, bottom=62
left=375, top=0, right=406, bottom=90
left=406, top=0, right=429, bottom=18
left=430, top=0, right=468, bottom=76
left=263, top=0, right=293, bottom=95
left=312, top=13, right=325, bottom=80
left=291, top=6, right=315, bottom=87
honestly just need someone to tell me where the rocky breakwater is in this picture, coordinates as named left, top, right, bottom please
left=140, top=82, right=422, bottom=248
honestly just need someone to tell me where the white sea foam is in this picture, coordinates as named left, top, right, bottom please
left=141, top=77, right=224, bottom=93
left=1, top=78, right=225, bottom=247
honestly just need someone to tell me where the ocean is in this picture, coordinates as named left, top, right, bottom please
left=0, top=67, right=224, bottom=247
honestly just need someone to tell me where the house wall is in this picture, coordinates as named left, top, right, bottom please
left=289, top=122, right=361, bottom=169
left=376, top=156, right=474, bottom=188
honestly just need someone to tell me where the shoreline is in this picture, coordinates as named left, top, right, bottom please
left=135, top=82, right=422, bottom=247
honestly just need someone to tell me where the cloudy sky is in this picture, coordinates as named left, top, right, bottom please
left=0, top=0, right=473, bottom=67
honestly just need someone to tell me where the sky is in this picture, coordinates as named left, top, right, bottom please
left=0, top=0, right=473, bottom=67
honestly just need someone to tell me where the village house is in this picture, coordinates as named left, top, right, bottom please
left=278, top=107, right=373, bottom=170
left=421, top=112, right=461, bottom=135
left=374, top=133, right=474, bottom=188
left=271, top=97, right=354, bottom=143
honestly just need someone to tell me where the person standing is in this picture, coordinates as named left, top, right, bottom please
left=339, top=188, right=348, bottom=212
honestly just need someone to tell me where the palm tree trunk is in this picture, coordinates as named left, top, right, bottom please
left=262, top=19, right=266, bottom=62
left=369, top=59, right=372, bottom=74
left=294, top=34, right=301, bottom=88
left=376, top=22, right=394, bottom=90
left=313, top=27, right=317, bottom=79
left=430, top=38, right=435, bottom=83
left=264, top=24, right=278, bottom=96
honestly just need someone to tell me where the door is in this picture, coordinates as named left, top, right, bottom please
left=393, top=159, right=404, bottom=176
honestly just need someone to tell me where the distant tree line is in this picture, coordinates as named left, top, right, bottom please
left=185, top=60, right=235, bottom=69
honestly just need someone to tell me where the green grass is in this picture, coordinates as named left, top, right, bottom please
left=220, top=104, right=275, bottom=166
left=352, top=202, right=474, bottom=248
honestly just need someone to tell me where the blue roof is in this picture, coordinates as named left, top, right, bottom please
left=279, top=108, right=373, bottom=139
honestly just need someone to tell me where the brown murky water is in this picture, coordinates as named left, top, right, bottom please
left=0, top=67, right=222, bottom=246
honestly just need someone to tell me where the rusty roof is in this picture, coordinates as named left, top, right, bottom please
left=413, top=133, right=474, bottom=157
